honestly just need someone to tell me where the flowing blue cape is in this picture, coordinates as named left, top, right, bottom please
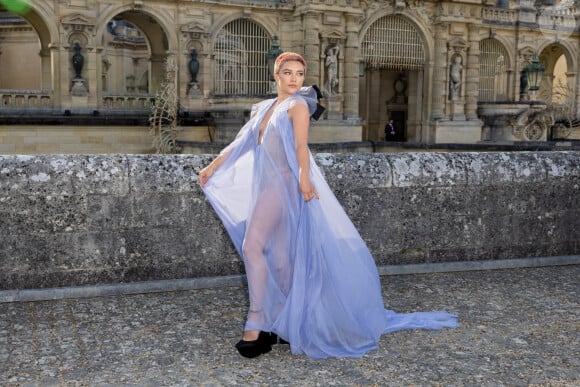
left=202, top=87, right=457, bottom=358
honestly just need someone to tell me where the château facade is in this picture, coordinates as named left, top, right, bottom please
left=0, top=0, right=578, bottom=154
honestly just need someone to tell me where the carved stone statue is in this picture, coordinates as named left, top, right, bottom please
left=324, top=44, right=339, bottom=96
left=72, top=43, right=84, bottom=79
left=449, top=55, right=463, bottom=100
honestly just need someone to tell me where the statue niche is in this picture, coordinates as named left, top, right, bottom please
left=188, top=48, right=201, bottom=96
left=70, top=42, right=88, bottom=96
left=72, top=43, right=84, bottom=79
left=449, top=55, right=463, bottom=101
left=324, top=44, right=340, bottom=97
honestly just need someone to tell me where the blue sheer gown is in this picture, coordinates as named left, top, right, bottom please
left=202, top=87, right=458, bottom=359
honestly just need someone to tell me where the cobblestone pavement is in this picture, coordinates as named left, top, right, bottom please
left=1, top=265, right=578, bottom=386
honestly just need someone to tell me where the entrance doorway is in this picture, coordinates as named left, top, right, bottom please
left=359, top=14, right=427, bottom=142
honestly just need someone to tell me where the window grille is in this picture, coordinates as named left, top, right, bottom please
left=361, top=15, right=425, bottom=71
left=479, top=38, right=509, bottom=102
left=213, top=19, right=270, bottom=95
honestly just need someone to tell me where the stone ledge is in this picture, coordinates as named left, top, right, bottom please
left=1, top=256, right=578, bottom=303
left=0, top=151, right=578, bottom=290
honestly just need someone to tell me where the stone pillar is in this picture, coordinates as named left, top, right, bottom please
left=344, top=13, right=361, bottom=121
left=302, top=13, right=321, bottom=87
left=87, top=45, right=100, bottom=107
left=575, top=72, right=580, bottom=118
left=50, top=44, right=62, bottom=107
left=40, top=48, right=52, bottom=92
left=431, top=23, right=448, bottom=120
left=150, top=54, right=168, bottom=93
left=466, top=24, right=480, bottom=120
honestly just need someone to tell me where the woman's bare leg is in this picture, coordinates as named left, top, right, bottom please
left=241, top=189, right=283, bottom=340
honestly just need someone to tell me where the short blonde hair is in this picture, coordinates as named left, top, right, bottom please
left=274, top=52, right=307, bottom=75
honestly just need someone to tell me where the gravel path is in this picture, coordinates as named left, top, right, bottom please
left=1, top=265, right=578, bottom=386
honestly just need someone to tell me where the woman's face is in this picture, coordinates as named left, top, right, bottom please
left=275, top=60, right=305, bottom=97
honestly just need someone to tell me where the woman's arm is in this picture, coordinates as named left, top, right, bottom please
left=199, top=99, right=272, bottom=187
left=289, top=102, right=319, bottom=202
left=198, top=153, right=226, bottom=188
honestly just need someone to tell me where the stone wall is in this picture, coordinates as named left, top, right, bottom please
left=1, top=152, right=578, bottom=291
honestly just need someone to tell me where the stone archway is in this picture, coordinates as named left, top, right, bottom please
left=537, top=43, right=578, bottom=139
left=538, top=43, right=574, bottom=105
left=358, top=14, right=428, bottom=142
left=101, top=10, right=169, bottom=97
left=0, top=6, right=52, bottom=91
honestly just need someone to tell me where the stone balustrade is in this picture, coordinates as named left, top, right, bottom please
left=102, top=94, right=155, bottom=110
left=0, top=152, right=578, bottom=292
left=0, top=90, right=157, bottom=112
left=482, top=8, right=518, bottom=23
left=0, top=90, right=52, bottom=110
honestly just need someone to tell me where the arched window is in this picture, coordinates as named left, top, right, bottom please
left=479, top=38, right=509, bottom=102
left=213, top=19, right=270, bottom=96
left=551, top=54, right=568, bottom=104
left=103, top=20, right=149, bottom=94
left=361, top=15, right=425, bottom=71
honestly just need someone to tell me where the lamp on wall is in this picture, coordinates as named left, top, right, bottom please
left=266, top=35, right=283, bottom=82
left=525, top=54, right=545, bottom=92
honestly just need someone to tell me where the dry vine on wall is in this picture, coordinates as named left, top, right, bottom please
left=149, top=58, right=181, bottom=153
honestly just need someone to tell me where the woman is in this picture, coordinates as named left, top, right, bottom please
left=199, top=52, right=457, bottom=359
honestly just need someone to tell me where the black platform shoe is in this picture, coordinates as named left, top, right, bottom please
left=235, top=331, right=275, bottom=358
left=278, top=337, right=290, bottom=345
left=269, top=333, right=290, bottom=345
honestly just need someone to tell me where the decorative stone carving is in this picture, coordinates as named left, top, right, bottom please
left=181, top=21, right=210, bottom=43
left=523, top=118, right=546, bottom=141
left=61, top=13, right=95, bottom=37
left=387, top=73, right=407, bottom=104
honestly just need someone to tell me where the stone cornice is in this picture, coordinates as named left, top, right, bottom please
left=183, top=0, right=293, bottom=11
left=61, top=13, right=95, bottom=34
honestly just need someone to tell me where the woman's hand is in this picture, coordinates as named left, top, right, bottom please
left=299, top=173, right=319, bottom=202
left=199, top=155, right=225, bottom=188
left=198, top=165, right=214, bottom=188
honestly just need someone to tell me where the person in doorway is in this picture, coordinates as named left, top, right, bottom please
left=198, top=52, right=457, bottom=359
left=385, top=119, right=396, bottom=141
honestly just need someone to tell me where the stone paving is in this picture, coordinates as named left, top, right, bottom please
left=0, top=265, right=578, bottom=386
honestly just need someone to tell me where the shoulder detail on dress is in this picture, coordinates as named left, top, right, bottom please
left=251, top=98, right=276, bottom=118
left=288, top=96, right=307, bottom=110
left=285, top=87, right=318, bottom=116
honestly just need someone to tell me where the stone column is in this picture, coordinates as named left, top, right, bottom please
left=302, top=12, right=321, bottom=87
left=431, top=23, right=448, bottom=120
left=466, top=24, right=480, bottom=120
left=344, top=13, right=361, bottom=121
